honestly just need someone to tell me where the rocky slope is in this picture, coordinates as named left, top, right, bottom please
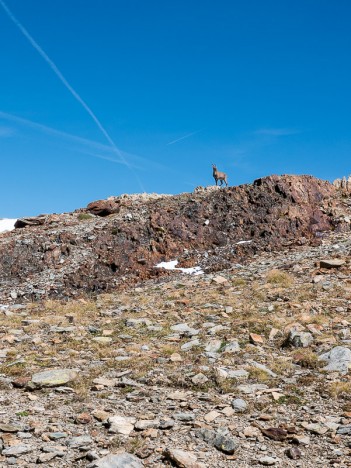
left=0, top=175, right=350, bottom=302
left=1, top=228, right=351, bottom=466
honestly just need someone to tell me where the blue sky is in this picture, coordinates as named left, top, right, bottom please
left=1, top=0, right=351, bottom=217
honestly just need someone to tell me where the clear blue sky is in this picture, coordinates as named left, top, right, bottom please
left=1, top=0, right=351, bottom=217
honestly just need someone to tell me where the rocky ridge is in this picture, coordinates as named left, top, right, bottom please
left=0, top=175, right=350, bottom=302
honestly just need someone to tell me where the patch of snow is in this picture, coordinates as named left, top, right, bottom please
left=236, top=240, right=252, bottom=245
left=156, top=259, right=204, bottom=276
left=0, top=219, right=17, bottom=234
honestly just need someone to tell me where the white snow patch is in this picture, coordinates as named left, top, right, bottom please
left=0, top=219, right=17, bottom=234
left=236, top=240, right=252, bottom=245
left=156, top=259, right=204, bottom=275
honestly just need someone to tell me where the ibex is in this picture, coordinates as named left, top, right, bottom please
left=212, top=164, right=228, bottom=187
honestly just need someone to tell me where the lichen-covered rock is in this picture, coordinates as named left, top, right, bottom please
left=284, top=330, right=314, bottom=348
left=88, top=452, right=143, bottom=468
left=30, top=369, right=78, bottom=387
left=319, top=346, right=351, bottom=374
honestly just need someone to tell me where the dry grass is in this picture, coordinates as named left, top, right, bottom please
left=247, top=366, right=271, bottom=382
left=266, top=269, right=294, bottom=287
left=292, top=349, right=321, bottom=369
left=328, top=381, right=351, bottom=398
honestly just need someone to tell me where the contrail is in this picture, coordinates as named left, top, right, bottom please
left=166, top=129, right=203, bottom=146
left=0, top=0, right=145, bottom=191
left=0, top=110, right=168, bottom=171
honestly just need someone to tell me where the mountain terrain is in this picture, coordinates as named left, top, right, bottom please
left=1, top=175, right=351, bottom=466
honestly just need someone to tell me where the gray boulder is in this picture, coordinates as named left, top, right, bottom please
left=319, top=346, right=351, bottom=375
left=88, top=453, right=143, bottom=468
left=284, top=330, right=313, bottom=348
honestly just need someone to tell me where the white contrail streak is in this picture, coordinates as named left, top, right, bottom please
left=0, top=0, right=145, bottom=191
left=0, top=110, right=166, bottom=171
left=166, top=130, right=202, bottom=146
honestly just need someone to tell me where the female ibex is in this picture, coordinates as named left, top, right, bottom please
left=212, top=164, right=228, bottom=186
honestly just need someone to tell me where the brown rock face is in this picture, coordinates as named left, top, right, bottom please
left=0, top=175, right=346, bottom=300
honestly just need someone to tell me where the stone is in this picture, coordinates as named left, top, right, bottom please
left=170, top=353, right=183, bottom=362
left=238, top=384, right=268, bottom=394
left=31, top=369, right=77, bottom=387
left=214, top=367, right=228, bottom=380
left=249, top=361, right=277, bottom=377
left=319, top=346, right=351, bottom=374
left=259, top=456, right=277, bottom=465
left=284, top=330, right=313, bottom=348
left=48, top=432, right=68, bottom=440
left=92, top=410, right=110, bottom=422
left=337, top=425, right=351, bottom=435
left=191, top=373, right=208, bottom=385
left=92, top=377, right=116, bottom=387
left=227, top=369, right=249, bottom=379
left=213, top=433, right=237, bottom=454
left=126, top=318, right=152, bottom=327
left=163, top=448, right=202, bottom=468
left=301, top=422, right=328, bottom=435
left=320, top=259, right=345, bottom=268
left=249, top=333, right=264, bottom=345
left=159, top=419, right=175, bottom=429
left=243, top=426, right=261, bottom=438
left=222, top=340, right=240, bottom=353
left=196, top=428, right=238, bottom=454
left=204, top=411, right=221, bottom=423
left=76, top=412, right=92, bottom=424
left=37, top=452, right=61, bottom=463
left=92, top=337, right=112, bottom=344
left=14, top=216, right=46, bottom=228
left=89, top=452, right=143, bottom=468
left=171, top=323, right=199, bottom=336
left=168, top=391, right=188, bottom=401
left=86, top=199, right=120, bottom=217
left=260, top=427, right=287, bottom=441
left=212, top=275, right=228, bottom=284
left=231, top=398, right=247, bottom=412
left=67, top=435, right=93, bottom=448
left=204, top=340, right=222, bottom=353
left=2, top=444, right=33, bottom=456
left=174, top=413, right=195, bottom=422
left=292, top=435, right=310, bottom=445
left=134, top=419, right=159, bottom=430
left=285, top=447, right=302, bottom=460
left=222, top=406, right=235, bottom=417
left=0, top=423, right=22, bottom=432
left=181, top=339, right=200, bottom=351
left=108, top=415, right=136, bottom=435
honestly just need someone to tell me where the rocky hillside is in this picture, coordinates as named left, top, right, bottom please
left=0, top=175, right=350, bottom=302
left=1, top=226, right=351, bottom=466
left=1, top=175, right=351, bottom=467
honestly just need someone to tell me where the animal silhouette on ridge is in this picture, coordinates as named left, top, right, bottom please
left=212, top=164, right=228, bottom=187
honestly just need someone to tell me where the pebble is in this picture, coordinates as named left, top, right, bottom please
left=232, top=398, right=248, bottom=412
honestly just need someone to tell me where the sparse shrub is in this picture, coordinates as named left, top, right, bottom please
left=328, top=381, right=351, bottom=398
left=266, top=269, right=293, bottom=287
left=247, top=366, right=271, bottom=382
left=231, top=278, right=247, bottom=287
left=292, top=349, right=321, bottom=369
left=77, top=213, right=93, bottom=221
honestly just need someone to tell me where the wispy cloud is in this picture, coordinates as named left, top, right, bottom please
left=0, top=111, right=165, bottom=171
left=166, top=129, right=203, bottom=146
left=254, top=128, right=299, bottom=137
left=0, top=125, right=15, bottom=137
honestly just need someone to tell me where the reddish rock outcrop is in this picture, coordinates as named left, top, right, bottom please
left=0, top=175, right=347, bottom=301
